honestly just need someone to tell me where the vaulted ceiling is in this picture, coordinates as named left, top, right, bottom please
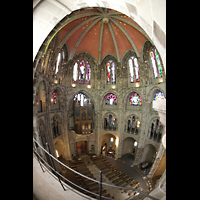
left=56, top=8, right=149, bottom=64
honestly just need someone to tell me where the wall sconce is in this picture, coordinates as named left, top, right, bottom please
left=159, top=78, right=163, bottom=83
left=72, top=84, right=76, bottom=87
left=112, top=85, right=116, bottom=89
left=136, top=83, right=140, bottom=87
left=54, top=80, right=58, bottom=84
left=87, top=85, right=91, bottom=89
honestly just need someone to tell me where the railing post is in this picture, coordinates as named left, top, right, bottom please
left=33, top=141, right=45, bottom=172
left=99, top=170, right=102, bottom=200
left=46, top=143, right=66, bottom=191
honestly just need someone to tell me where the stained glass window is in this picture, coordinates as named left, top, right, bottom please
left=129, top=93, right=142, bottom=106
left=154, top=91, right=165, bottom=101
left=150, top=48, right=163, bottom=78
left=128, top=56, right=140, bottom=83
left=105, top=93, right=117, bottom=105
left=150, top=51, right=158, bottom=79
left=51, top=92, right=57, bottom=104
left=79, top=60, right=85, bottom=84
left=73, top=59, right=91, bottom=84
left=154, top=49, right=163, bottom=77
left=136, top=121, right=140, bottom=128
left=55, top=53, right=61, bottom=74
left=73, top=62, right=78, bottom=83
left=106, top=60, right=116, bottom=84
left=86, top=62, right=91, bottom=84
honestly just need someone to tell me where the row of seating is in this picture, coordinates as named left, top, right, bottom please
left=91, top=156, right=140, bottom=197
left=59, top=157, right=112, bottom=199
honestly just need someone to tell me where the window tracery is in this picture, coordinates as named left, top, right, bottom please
left=72, top=59, right=91, bottom=84
left=125, top=115, right=140, bottom=135
left=129, top=93, right=142, bottom=106
left=128, top=56, right=140, bottom=83
left=104, top=114, right=117, bottom=131
left=105, top=93, right=117, bottom=105
left=154, top=91, right=165, bottom=101
left=106, top=60, right=116, bottom=84
left=150, top=48, right=163, bottom=79
left=147, top=118, right=163, bottom=143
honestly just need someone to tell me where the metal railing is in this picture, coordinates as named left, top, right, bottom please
left=33, top=138, right=159, bottom=200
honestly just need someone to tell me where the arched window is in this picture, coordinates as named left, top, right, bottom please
left=72, top=59, right=91, bottom=84
left=106, top=60, right=116, bottom=85
left=53, top=45, right=68, bottom=76
left=105, top=93, right=117, bottom=105
left=128, top=56, right=140, bottom=83
left=154, top=91, right=165, bottom=101
left=129, top=92, right=142, bottom=106
left=147, top=118, right=163, bottom=143
left=150, top=48, right=163, bottom=78
left=125, top=115, right=140, bottom=135
left=104, top=114, right=117, bottom=131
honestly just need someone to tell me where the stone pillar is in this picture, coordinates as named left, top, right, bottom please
left=144, top=98, right=166, bottom=199
left=62, top=90, right=72, bottom=160
left=147, top=98, right=166, bottom=178
left=144, top=170, right=166, bottom=200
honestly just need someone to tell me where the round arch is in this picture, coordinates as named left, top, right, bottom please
left=69, top=90, right=95, bottom=111
left=146, top=86, right=166, bottom=104
left=140, top=143, right=157, bottom=165
left=122, top=137, right=136, bottom=155
left=33, top=4, right=166, bottom=73
left=101, top=133, right=117, bottom=156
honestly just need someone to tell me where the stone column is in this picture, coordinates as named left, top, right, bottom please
left=144, top=98, right=166, bottom=199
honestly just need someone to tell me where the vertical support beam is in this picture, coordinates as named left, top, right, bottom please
left=99, top=170, right=102, bottom=200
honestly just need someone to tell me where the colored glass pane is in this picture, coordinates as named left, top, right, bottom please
left=111, top=62, right=116, bottom=84
left=106, top=60, right=116, bottom=84
left=129, top=93, right=142, bottom=105
left=105, top=93, right=117, bottom=105
left=154, top=49, right=163, bottom=77
left=129, top=58, right=134, bottom=83
left=73, top=62, right=78, bottom=83
left=134, top=57, right=140, bottom=82
left=79, top=60, right=85, bottom=83
left=154, top=91, right=165, bottom=101
left=150, top=51, right=158, bottom=79
left=85, top=63, right=91, bottom=84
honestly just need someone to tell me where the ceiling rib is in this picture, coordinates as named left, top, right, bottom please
left=98, top=19, right=105, bottom=64
left=107, top=20, right=120, bottom=62
left=111, top=15, right=152, bottom=42
left=43, top=11, right=102, bottom=56
left=58, top=15, right=100, bottom=49
left=70, top=17, right=102, bottom=60
left=110, top=18, right=140, bottom=57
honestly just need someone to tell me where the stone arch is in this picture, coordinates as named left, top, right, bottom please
left=101, top=133, right=117, bottom=155
left=50, top=86, right=63, bottom=105
left=122, top=137, right=136, bottom=155
left=51, top=114, right=62, bottom=139
left=121, top=49, right=139, bottom=73
left=140, top=144, right=157, bottom=164
left=146, top=86, right=166, bottom=104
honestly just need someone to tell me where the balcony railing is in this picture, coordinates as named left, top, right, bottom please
left=33, top=138, right=159, bottom=200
